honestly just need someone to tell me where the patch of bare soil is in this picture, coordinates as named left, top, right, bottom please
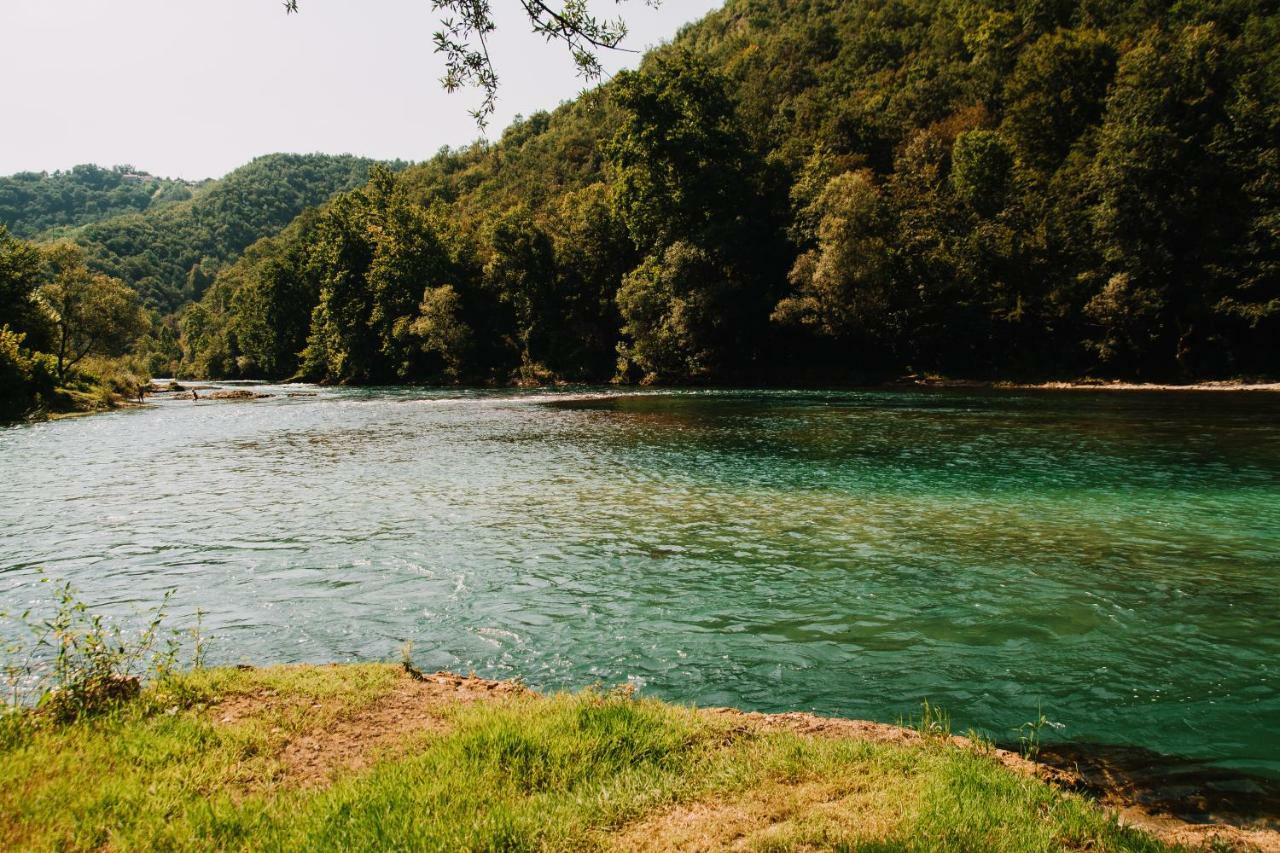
left=703, top=708, right=1280, bottom=852
left=609, top=778, right=910, bottom=851
left=212, top=670, right=525, bottom=788
left=207, top=675, right=1277, bottom=849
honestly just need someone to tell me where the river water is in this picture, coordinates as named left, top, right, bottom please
left=1, top=386, right=1277, bottom=785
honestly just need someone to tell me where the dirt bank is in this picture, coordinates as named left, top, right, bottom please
left=208, top=667, right=1278, bottom=851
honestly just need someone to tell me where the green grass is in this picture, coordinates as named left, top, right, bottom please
left=0, top=664, right=1169, bottom=851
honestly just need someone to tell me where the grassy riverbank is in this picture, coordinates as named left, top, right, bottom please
left=0, top=663, right=1180, bottom=851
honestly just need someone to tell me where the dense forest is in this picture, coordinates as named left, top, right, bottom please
left=0, top=154, right=398, bottom=418
left=5, top=0, right=1280, bottom=402
left=69, top=154, right=398, bottom=314
left=176, top=0, right=1279, bottom=385
left=0, top=165, right=198, bottom=239
left=0, top=225, right=151, bottom=419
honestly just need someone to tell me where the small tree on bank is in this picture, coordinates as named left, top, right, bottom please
left=37, top=245, right=148, bottom=383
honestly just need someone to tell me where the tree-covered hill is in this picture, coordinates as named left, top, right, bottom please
left=184, top=0, right=1279, bottom=383
left=68, top=154, right=400, bottom=313
left=0, top=165, right=198, bottom=240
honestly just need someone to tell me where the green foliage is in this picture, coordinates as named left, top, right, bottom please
left=64, top=154, right=396, bottom=313
left=609, top=50, right=760, bottom=253
left=37, top=244, right=149, bottom=382
left=0, top=326, right=56, bottom=421
left=0, top=232, right=152, bottom=420
left=0, top=226, right=50, bottom=350
left=409, top=285, right=474, bottom=381
left=1018, top=707, right=1054, bottom=762
left=179, top=0, right=1280, bottom=384
left=951, top=130, right=1016, bottom=216
left=0, top=164, right=194, bottom=240
left=912, top=699, right=954, bottom=740
left=774, top=169, right=896, bottom=341
left=0, top=574, right=203, bottom=723
left=616, top=241, right=732, bottom=382
left=1001, top=29, right=1117, bottom=170
left=294, top=170, right=467, bottom=384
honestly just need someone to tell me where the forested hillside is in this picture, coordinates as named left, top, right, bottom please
left=68, top=154, right=396, bottom=313
left=0, top=165, right=198, bottom=239
left=177, top=0, right=1278, bottom=383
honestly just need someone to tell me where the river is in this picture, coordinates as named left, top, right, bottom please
left=1, top=385, right=1277, bottom=789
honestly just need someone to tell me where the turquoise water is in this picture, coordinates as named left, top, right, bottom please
left=1, top=386, right=1277, bottom=779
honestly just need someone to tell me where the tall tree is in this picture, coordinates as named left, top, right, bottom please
left=36, top=245, right=148, bottom=382
left=1089, top=24, right=1237, bottom=375
left=0, top=226, right=49, bottom=350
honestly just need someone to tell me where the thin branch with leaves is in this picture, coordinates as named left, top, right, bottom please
left=285, top=1, right=660, bottom=126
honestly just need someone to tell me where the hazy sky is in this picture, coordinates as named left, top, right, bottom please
left=1, top=0, right=723, bottom=180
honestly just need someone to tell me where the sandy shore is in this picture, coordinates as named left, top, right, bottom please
left=908, top=377, right=1280, bottom=393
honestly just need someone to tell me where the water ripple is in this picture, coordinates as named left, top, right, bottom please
left=1, top=384, right=1278, bottom=778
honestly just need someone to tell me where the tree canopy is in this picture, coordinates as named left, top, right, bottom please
left=0, top=227, right=151, bottom=419
left=0, top=165, right=195, bottom=240
left=137, top=0, right=1280, bottom=383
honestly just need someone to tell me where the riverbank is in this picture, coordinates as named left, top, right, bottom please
left=1, top=664, right=1273, bottom=850
left=4, top=356, right=151, bottom=423
left=905, top=376, right=1280, bottom=393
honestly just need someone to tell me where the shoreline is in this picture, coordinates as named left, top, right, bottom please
left=903, top=377, right=1280, bottom=393
left=706, top=705, right=1280, bottom=850
left=7, top=663, right=1274, bottom=850
left=206, top=665, right=1280, bottom=850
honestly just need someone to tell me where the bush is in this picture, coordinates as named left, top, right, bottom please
left=76, top=354, right=151, bottom=406
left=0, top=325, right=55, bottom=421
left=1, top=574, right=204, bottom=724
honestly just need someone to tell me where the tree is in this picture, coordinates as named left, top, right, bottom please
left=177, top=0, right=1280, bottom=385
left=482, top=208, right=559, bottom=375
left=950, top=130, right=1015, bottom=217
left=609, top=49, right=779, bottom=379
left=608, top=49, right=759, bottom=253
left=1089, top=24, right=1236, bottom=375
left=230, top=250, right=316, bottom=378
left=36, top=245, right=148, bottom=382
left=0, top=325, right=57, bottom=420
left=1001, top=29, right=1117, bottom=171
left=368, top=196, right=460, bottom=380
left=773, top=170, right=896, bottom=342
left=616, top=241, right=733, bottom=383
left=300, top=190, right=378, bottom=384
left=0, top=226, right=50, bottom=349
left=286, top=0, right=652, bottom=125
left=409, top=285, right=473, bottom=381
left=549, top=183, right=635, bottom=378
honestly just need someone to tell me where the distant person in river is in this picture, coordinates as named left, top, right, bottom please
left=191, top=388, right=199, bottom=402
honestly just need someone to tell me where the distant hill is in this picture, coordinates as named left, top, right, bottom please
left=0, top=165, right=199, bottom=239
left=67, top=154, right=402, bottom=312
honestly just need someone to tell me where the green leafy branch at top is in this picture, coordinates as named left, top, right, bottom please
left=286, top=1, right=660, bottom=127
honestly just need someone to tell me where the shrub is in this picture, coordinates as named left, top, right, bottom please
left=0, top=325, right=55, bottom=421
left=1, top=574, right=203, bottom=724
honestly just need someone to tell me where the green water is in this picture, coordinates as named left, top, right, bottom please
left=1, top=387, right=1277, bottom=779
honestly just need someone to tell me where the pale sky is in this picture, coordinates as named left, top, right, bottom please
left=1, top=0, right=723, bottom=180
